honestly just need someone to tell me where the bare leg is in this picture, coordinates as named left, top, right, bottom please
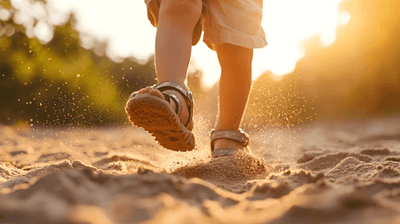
left=213, top=43, right=253, bottom=150
left=155, top=0, right=201, bottom=85
left=134, top=0, right=202, bottom=130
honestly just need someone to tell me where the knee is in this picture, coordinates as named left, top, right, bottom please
left=159, top=0, right=202, bottom=28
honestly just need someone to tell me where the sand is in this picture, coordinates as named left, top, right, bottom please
left=1, top=116, right=400, bottom=223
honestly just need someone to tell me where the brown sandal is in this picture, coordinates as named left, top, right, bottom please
left=125, top=81, right=195, bottom=151
left=210, top=129, right=251, bottom=158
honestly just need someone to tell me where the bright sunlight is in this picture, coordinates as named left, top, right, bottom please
left=44, top=0, right=350, bottom=87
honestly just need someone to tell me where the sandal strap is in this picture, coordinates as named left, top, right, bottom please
left=210, top=129, right=249, bottom=151
left=160, top=92, right=181, bottom=115
left=153, top=81, right=194, bottom=128
left=212, top=148, right=238, bottom=157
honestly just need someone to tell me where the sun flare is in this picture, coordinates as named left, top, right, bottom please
left=194, top=0, right=351, bottom=87
left=42, top=0, right=349, bottom=88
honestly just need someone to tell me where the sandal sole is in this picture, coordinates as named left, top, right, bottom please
left=125, top=94, right=195, bottom=151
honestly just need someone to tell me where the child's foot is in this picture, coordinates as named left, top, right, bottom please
left=131, top=85, right=194, bottom=130
left=126, top=82, right=195, bottom=151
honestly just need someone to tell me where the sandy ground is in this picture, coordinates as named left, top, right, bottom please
left=1, top=116, right=400, bottom=223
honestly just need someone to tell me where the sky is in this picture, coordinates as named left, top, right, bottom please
left=20, top=0, right=350, bottom=87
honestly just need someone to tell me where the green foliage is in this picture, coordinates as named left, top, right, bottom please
left=0, top=1, right=156, bottom=126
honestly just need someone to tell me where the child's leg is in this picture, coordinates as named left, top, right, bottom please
left=213, top=43, right=253, bottom=150
left=135, top=0, right=202, bottom=130
left=155, top=0, right=202, bottom=85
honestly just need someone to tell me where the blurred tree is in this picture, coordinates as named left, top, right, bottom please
left=245, top=0, right=400, bottom=126
left=2, top=0, right=399, bottom=129
left=293, top=0, right=400, bottom=119
left=0, top=0, right=156, bottom=126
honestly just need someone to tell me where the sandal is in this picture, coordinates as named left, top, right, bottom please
left=125, top=81, right=195, bottom=151
left=210, top=129, right=251, bottom=158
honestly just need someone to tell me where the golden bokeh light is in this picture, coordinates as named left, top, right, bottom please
left=2, top=0, right=400, bottom=125
left=196, top=0, right=351, bottom=87
left=43, top=0, right=350, bottom=87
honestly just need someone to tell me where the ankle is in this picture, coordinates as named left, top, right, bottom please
left=214, top=123, right=240, bottom=132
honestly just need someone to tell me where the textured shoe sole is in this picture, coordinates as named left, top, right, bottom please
left=125, top=94, right=195, bottom=151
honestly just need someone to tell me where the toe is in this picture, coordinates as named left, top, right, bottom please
left=141, top=86, right=153, bottom=94
left=136, top=89, right=144, bottom=95
left=148, top=89, right=164, bottom=100
left=136, top=86, right=153, bottom=95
